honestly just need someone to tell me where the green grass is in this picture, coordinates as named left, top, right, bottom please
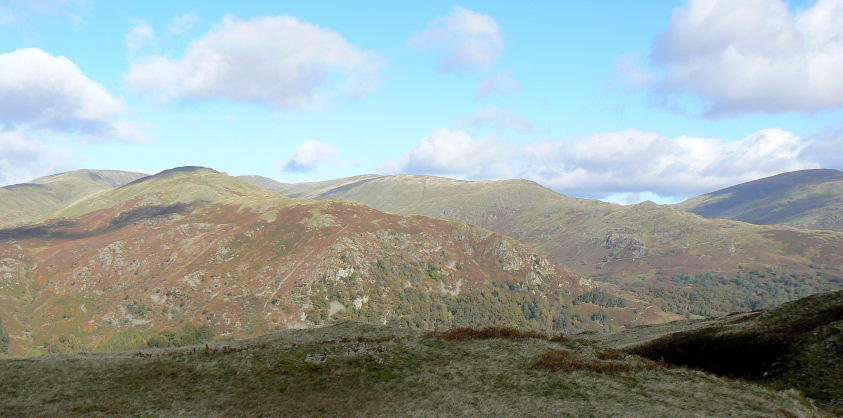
left=625, top=290, right=843, bottom=412
left=0, top=322, right=820, bottom=416
left=56, top=167, right=287, bottom=220
left=0, top=169, right=147, bottom=228
left=675, top=169, right=843, bottom=230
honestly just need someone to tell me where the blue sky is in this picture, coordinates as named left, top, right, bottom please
left=0, top=0, right=841, bottom=203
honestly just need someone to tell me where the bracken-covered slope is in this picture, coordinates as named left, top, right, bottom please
left=0, top=169, right=148, bottom=229
left=244, top=174, right=843, bottom=317
left=675, top=169, right=843, bottom=231
left=0, top=167, right=654, bottom=356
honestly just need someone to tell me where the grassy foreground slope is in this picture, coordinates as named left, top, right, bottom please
left=622, top=289, right=843, bottom=411
left=244, top=174, right=843, bottom=317
left=0, top=169, right=147, bottom=228
left=0, top=321, right=818, bottom=417
left=675, top=169, right=843, bottom=232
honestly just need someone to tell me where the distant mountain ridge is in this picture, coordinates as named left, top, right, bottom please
left=0, top=169, right=148, bottom=229
left=1, top=167, right=647, bottom=356
left=242, top=173, right=843, bottom=317
left=675, top=169, right=843, bottom=231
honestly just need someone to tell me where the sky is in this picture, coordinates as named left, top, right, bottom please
left=0, top=0, right=841, bottom=204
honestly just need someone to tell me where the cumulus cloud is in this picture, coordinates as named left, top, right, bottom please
left=0, top=129, right=77, bottom=186
left=521, top=128, right=818, bottom=199
left=409, top=6, right=503, bottom=73
left=388, top=125, right=835, bottom=202
left=126, top=15, right=381, bottom=108
left=400, top=127, right=512, bottom=178
left=0, top=48, right=143, bottom=141
left=799, top=128, right=843, bottom=169
left=651, top=0, right=843, bottom=116
left=126, top=19, right=154, bottom=51
left=477, top=71, right=520, bottom=98
left=280, top=139, right=338, bottom=173
left=471, top=107, right=532, bottom=133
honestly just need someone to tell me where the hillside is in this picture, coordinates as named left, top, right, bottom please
left=621, top=289, right=843, bottom=410
left=0, top=321, right=820, bottom=416
left=244, top=174, right=843, bottom=317
left=675, top=169, right=843, bottom=231
left=0, top=169, right=148, bottom=229
left=0, top=167, right=655, bottom=356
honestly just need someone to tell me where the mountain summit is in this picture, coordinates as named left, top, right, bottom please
left=675, top=169, right=843, bottom=231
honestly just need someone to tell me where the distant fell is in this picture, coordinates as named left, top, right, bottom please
left=1, top=168, right=644, bottom=356
left=0, top=169, right=148, bottom=228
left=675, top=169, right=843, bottom=231
left=239, top=174, right=382, bottom=200
left=241, top=174, right=562, bottom=216
left=244, top=173, right=843, bottom=318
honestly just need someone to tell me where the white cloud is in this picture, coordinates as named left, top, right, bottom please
left=126, top=15, right=381, bottom=109
left=0, top=128, right=77, bottom=186
left=471, top=107, right=532, bottom=133
left=0, top=48, right=143, bottom=141
left=477, top=71, right=520, bottom=98
left=409, top=6, right=503, bottom=73
left=1, top=0, right=90, bottom=27
left=400, top=127, right=513, bottom=178
left=168, top=12, right=200, bottom=35
left=280, top=139, right=337, bottom=173
left=614, top=55, right=655, bottom=88
left=651, top=0, right=843, bottom=116
left=126, top=19, right=154, bottom=51
left=521, top=128, right=818, bottom=199
left=800, top=128, right=843, bottom=168
left=387, top=125, right=836, bottom=202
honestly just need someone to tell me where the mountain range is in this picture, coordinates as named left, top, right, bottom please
left=0, top=167, right=641, bottom=356
left=0, top=169, right=146, bottom=229
left=241, top=170, right=843, bottom=316
left=2, top=167, right=842, bottom=357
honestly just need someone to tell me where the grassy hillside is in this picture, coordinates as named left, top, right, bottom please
left=622, top=289, right=843, bottom=411
left=675, top=169, right=843, bottom=231
left=0, top=321, right=819, bottom=416
left=0, top=169, right=147, bottom=228
left=1, top=167, right=655, bottom=356
left=244, top=174, right=843, bottom=318
left=56, top=167, right=277, bottom=219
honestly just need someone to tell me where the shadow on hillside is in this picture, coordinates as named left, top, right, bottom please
left=0, top=203, right=194, bottom=242
left=104, top=204, right=192, bottom=232
left=626, top=290, right=843, bottom=406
